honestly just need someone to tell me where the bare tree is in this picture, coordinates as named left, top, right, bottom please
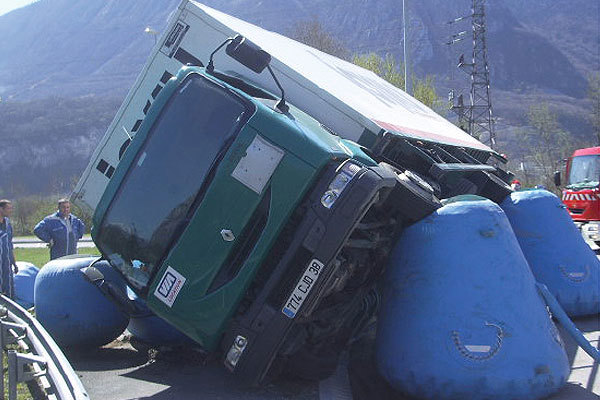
left=519, top=102, right=571, bottom=192
left=290, top=18, right=349, bottom=60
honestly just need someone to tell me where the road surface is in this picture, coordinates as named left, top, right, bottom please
left=70, top=315, right=599, bottom=400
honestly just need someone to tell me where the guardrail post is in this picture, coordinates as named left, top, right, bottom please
left=0, top=306, right=8, bottom=400
left=7, top=350, right=47, bottom=400
left=7, top=350, right=17, bottom=400
left=1, top=315, right=32, bottom=400
left=0, top=344, right=3, bottom=400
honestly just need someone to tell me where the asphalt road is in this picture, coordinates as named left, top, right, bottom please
left=69, top=337, right=319, bottom=400
left=70, top=315, right=599, bottom=400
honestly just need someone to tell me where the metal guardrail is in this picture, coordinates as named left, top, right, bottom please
left=12, top=238, right=93, bottom=245
left=0, top=295, right=89, bottom=400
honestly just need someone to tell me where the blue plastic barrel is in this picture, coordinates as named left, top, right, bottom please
left=14, top=262, right=38, bottom=309
left=377, top=196, right=569, bottom=400
left=126, top=287, right=193, bottom=346
left=501, top=190, right=600, bottom=316
left=34, top=256, right=129, bottom=348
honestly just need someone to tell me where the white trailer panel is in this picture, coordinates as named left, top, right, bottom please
left=73, top=0, right=491, bottom=213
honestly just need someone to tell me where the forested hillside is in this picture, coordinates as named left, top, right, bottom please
left=0, top=0, right=598, bottom=197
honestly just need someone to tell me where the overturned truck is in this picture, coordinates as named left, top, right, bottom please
left=74, top=0, right=514, bottom=385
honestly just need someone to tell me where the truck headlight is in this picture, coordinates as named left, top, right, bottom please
left=320, top=161, right=361, bottom=209
left=224, top=335, right=248, bottom=371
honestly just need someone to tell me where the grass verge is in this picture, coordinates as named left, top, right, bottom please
left=14, top=247, right=100, bottom=269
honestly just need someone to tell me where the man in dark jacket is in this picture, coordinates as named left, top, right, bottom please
left=0, top=199, right=18, bottom=297
left=34, top=198, right=85, bottom=260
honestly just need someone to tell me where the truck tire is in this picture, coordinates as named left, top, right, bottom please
left=380, top=163, right=442, bottom=224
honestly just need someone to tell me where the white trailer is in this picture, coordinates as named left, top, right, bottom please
left=73, top=0, right=491, bottom=213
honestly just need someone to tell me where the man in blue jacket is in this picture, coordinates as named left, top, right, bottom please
left=34, top=198, right=85, bottom=260
left=0, top=199, right=18, bottom=297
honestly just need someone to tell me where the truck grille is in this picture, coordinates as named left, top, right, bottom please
left=206, top=188, right=271, bottom=294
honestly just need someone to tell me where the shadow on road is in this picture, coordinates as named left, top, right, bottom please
left=555, top=383, right=600, bottom=400
left=73, top=340, right=318, bottom=400
left=67, top=346, right=148, bottom=371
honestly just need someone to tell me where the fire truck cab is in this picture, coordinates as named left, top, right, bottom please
left=557, top=146, right=600, bottom=249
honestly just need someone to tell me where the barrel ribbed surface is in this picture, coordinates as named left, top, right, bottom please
left=34, top=256, right=129, bottom=348
left=14, top=262, right=38, bottom=309
left=126, top=287, right=193, bottom=346
left=501, top=190, right=600, bottom=316
left=377, top=197, right=569, bottom=400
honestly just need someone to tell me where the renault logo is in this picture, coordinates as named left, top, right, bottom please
left=220, top=229, right=235, bottom=242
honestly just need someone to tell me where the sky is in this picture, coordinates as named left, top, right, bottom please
left=0, top=0, right=38, bottom=17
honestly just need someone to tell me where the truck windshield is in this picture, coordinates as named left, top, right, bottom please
left=568, top=155, right=600, bottom=188
left=97, top=74, right=251, bottom=291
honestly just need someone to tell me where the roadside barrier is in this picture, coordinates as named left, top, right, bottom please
left=501, top=190, right=600, bottom=317
left=376, top=196, right=569, bottom=400
left=35, top=256, right=128, bottom=348
left=0, top=294, right=88, bottom=400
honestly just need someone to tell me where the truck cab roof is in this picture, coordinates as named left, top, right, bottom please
left=573, top=147, right=600, bottom=157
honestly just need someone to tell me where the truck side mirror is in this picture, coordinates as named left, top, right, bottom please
left=226, top=35, right=272, bottom=74
left=81, top=265, right=139, bottom=316
left=81, top=265, right=105, bottom=283
left=553, top=171, right=561, bottom=187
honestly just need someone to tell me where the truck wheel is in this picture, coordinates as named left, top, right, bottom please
left=380, top=163, right=442, bottom=224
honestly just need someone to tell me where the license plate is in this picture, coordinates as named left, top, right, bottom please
left=282, top=259, right=325, bottom=319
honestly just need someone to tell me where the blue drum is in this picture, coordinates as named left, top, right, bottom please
left=501, top=190, right=600, bottom=316
left=34, top=256, right=129, bottom=348
left=14, top=262, right=38, bottom=309
left=126, top=287, right=193, bottom=347
left=376, top=196, right=569, bottom=400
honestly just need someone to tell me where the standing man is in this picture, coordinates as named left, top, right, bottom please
left=34, top=198, right=85, bottom=260
left=0, top=200, right=18, bottom=297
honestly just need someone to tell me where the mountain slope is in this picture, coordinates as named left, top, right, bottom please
left=0, top=0, right=596, bottom=100
left=0, top=0, right=597, bottom=197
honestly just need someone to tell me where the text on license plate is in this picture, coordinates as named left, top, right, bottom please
left=282, top=259, right=325, bottom=318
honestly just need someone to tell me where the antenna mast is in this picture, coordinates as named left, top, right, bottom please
left=448, top=0, right=496, bottom=150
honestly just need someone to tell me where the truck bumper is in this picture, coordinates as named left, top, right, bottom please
left=222, top=161, right=396, bottom=385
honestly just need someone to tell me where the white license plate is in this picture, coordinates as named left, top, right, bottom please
left=282, top=259, right=325, bottom=318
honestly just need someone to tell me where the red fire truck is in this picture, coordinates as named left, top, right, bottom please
left=556, top=146, right=600, bottom=250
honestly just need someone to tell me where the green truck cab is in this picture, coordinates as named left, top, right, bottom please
left=86, top=35, right=513, bottom=385
left=90, top=63, right=418, bottom=384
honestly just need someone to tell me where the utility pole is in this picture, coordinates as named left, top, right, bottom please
left=402, top=0, right=410, bottom=94
left=447, top=0, right=496, bottom=150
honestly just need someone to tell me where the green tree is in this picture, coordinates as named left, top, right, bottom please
left=12, top=196, right=56, bottom=236
left=11, top=195, right=93, bottom=236
left=290, top=20, right=443, bottom=113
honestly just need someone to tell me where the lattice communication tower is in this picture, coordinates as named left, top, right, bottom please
left=447, top=0, right=496, bottom=150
